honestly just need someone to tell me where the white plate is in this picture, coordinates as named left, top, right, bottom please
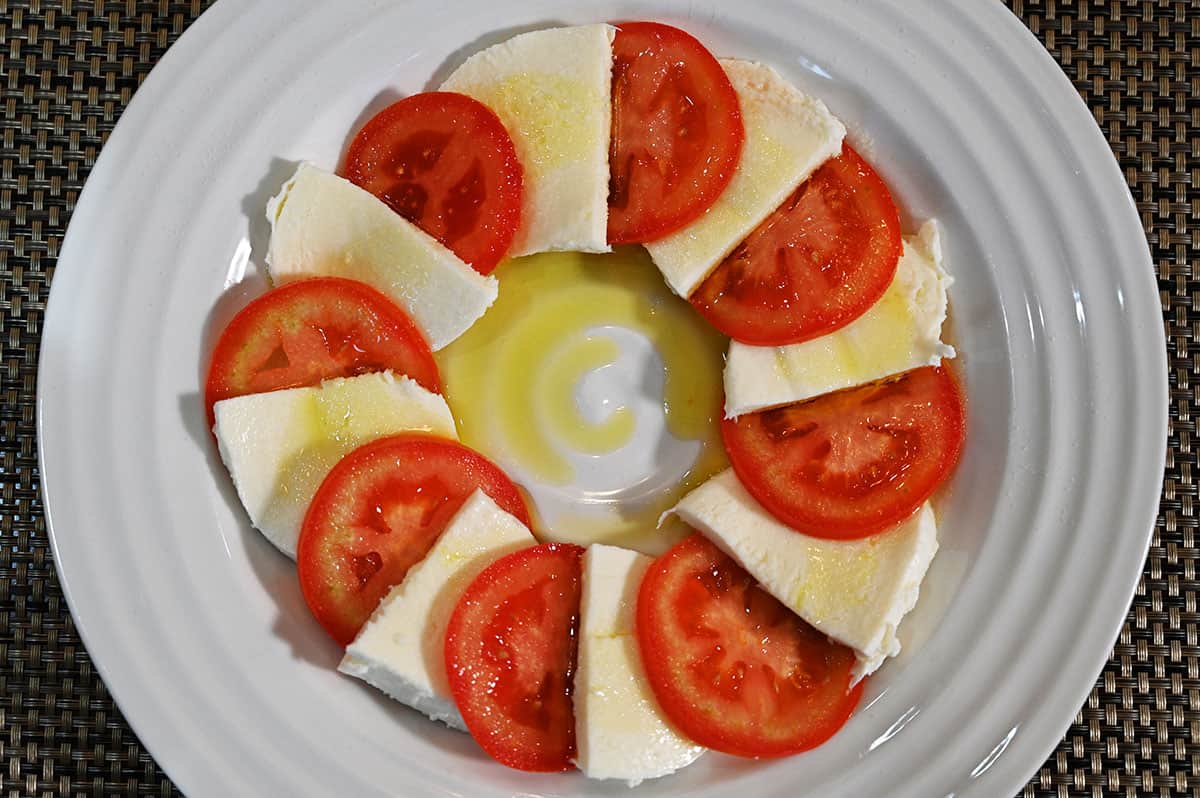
left=37, top=1, right=1166, bottom=796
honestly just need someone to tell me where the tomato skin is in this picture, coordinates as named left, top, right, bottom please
left=691, top=143, right=902, bottom=346
left=723, top=365, right=965, bottom=540
left=204, top=277, right=440, bottom=423
left=444, top=543, right=583, bottom=772
left=343, top=92, right=523, bottom=274
left=607, top=21, right=744, bottom=244
left=637, top=534, right=862, bottom=757
left=297, top=435, right=531, bottom=645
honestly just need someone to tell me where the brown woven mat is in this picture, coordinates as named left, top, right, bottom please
left=0, top=1, right=1186, bottom=795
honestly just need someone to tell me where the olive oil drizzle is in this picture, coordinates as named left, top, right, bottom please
left=437, top=247, right=728, bottom=552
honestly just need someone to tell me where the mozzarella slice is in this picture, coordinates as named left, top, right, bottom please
left=724, top=221, right=955, bottom=417
left=441, top=24, right=614, bottom=256
left=265, top=162, right=497, bottom=351
left=339, top=490, right=535, bottom=730
left=574, top=545, right=704, bottom=785
left=669, top=469, right=938, bottom=681
left=645, top=59, right=846, bottom=298
left=212, top=371, right=456, bottom=558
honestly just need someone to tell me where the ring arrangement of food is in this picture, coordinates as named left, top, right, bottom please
left=205, top=20, right=965, bottom=786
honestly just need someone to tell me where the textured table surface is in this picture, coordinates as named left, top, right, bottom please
left=0, top=1, right=1188, bottom=796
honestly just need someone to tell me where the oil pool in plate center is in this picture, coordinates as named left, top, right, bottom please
left=437, top=247, right=729, bottom=556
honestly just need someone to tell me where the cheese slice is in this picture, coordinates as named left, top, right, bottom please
left=669, top=469, right=938, bottom=681
left=265, top=162, right=497, bottom=351
left=441, top=24, right=614, bottom=256
left=339, top=490, right=536, bottom=730
left=574, top=545, right=704, bottom=785
left=724, top=221, right=955, bottom=417
left=213, top=371, right=457, bottom=558
left=645, top=59, right=846, bottom=297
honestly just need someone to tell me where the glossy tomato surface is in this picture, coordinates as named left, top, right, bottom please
left=607, top=22, right=743, bottom=244
left=723, top=365, right=965, bottom=539
left=343, top=92, right=522, bottom=274
left=297, top=435, right=530, bottom=645
left=692, top=144, right=902, bottom=346
left=444, top=543, right=583, bottom=772
left=204, top=277, right=439, bottom=422
left=637, top=534, right=862, bottom=757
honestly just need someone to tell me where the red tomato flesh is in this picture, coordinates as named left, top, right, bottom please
left=342, top=92, right=523, bottom=274
left=607, top=22, right=744, bottom=244
left=204, top=277, right=439, bottom=422
left=637, top=534, right=862, bottom=757
left=297, top=435, right=531, bottom=645
left=691, top=143, right=902, bottom=346
left=724, top=365, right=965, bottom=540
left=445, top=543, right=583, bottom=772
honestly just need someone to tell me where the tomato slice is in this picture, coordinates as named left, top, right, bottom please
left=204, top=277, right=440, bottom=422
left=445, top=543, right=583, bottom=772
left=342, top=92, right=523, bottom=274
left=297, top=435, right=532, bottom=645
left=637, top=533, right=861, bottom=757
left=724, top=366, right=965, bottom=539
left=691, top=143, right=902, bottom=346
left=607, top=22, right=743, bottom=244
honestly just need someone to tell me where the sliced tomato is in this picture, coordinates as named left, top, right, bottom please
left=607, top=21, right=743, bottom=244
left=637, top=534, right=861, bottom=757
left=445, top=543, right=583, bottom=772
left=691, top=143, right=902, bottom=346
left=205, top=277, right=439, bottom=422
left=342, top=92, right=522, bottom=274
left=724, top=365, right=965, bottom=539
left=297, top=435, right=531, bottom=645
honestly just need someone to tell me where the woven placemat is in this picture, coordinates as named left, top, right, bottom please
left=0, top=1, right=1187, bottom=796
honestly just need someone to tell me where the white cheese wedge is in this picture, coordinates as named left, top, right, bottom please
left=265, top=162, right=497, bottom=351
left=645, top=59, right=846, bottom=298
left=669, top=469, right=938, bottom=682
left=724, top=221, right=956, bottom=417
left=339, top=490, right=535, bottom=730
left=213, top=371, right=457, bottom=559
left=574, top=545, right=704, bottom=785
left=441, top=24, right=614, bottom=256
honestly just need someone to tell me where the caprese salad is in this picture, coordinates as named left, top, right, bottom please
left=205, top=20, right=965, bottom=786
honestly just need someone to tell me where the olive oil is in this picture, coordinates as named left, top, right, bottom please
left=538, top=335, right=635, bottom=456
left=437, top=247, right=729, bottom=554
